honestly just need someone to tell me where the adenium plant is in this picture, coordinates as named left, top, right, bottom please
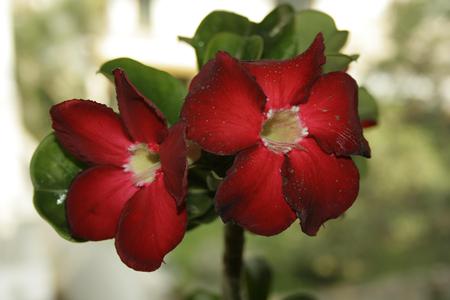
left=30, top=5, right=378, bottom=300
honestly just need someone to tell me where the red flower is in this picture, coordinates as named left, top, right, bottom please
left=182, top=34, right=370, bottom=236
left=51, top=69, right=188, bottom=271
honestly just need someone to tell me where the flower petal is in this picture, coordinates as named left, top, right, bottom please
left=160, top=122, right=188, bottom=206
left=115, top=175, right=187, bottom=272
left=243, top=34, right=325, bottom=110
left=51, top=99, right=132, bottom=166
left=282, top=138, right=359, bottom=236
left=66, top=165, right=138, bottom=240
left=300, top=72, right=371, bottom=157
left=114, top=69, right=168, bottom=145
left=361, top=119, right=377, bottom=128
left=182, top=52, right=265, bottom=155
left=216, top=144, right=296, bottom=236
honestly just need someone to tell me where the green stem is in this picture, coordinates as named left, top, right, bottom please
left=223, top=223, right=245, bottom=300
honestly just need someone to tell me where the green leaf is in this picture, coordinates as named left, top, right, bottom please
left=186, top=187, right=213, bottom=220
left=30, top=133, right=85, bottom=242
left=205, top=171, right=223, bottom=191
left=257, top=4, right=294, bottom=34
left=186, top=185, right=217, bottom=231
left=295, top=10, right=339, bottom=53
left=98, top=58, right=187, bottom=124
left=242, top=35, right=265, bottom=60
left=353, top=156, right=369, bottom=178
left=294, top=10, right=350, bottom=56
left=190, top=11, right=252, bottom=67
left=178, top=36, right=194, bottom=46
left=323, top=53, right=358, bottom=73
left=188, top=206, right=218, bottom=230
left=203, top=33, right=263, bottom=65
left=253, top=4, right=297, bottom=59
left=358, top=86, right=379, bottom=124
left=326, top=30, right=349, bottom=53
left=244, top=257, right=273, bottom=300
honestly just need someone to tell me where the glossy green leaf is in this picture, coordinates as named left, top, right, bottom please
left=358, top=86, right=379, bottom=124
left=256, top=4, right=294, bottom=34
left=326, top=30, right=349, bottom=53
left=323, top=53, right=358, bottom=73
left=244, top=257, right=273, bottom=300
left=253, top=4, right=297, bottom=59
left=242, top=35, right=264, bottom=60
left=30, top=133, right=85, bottom=241
left=294, top=9, right=351, bottom=58
left=190, top=11, right=252, bottom=67
left=203, top=33, right=263, bottom=65
left=295, top=10, right=338, bottom=53
left=99, top=58, right=187, bottom=124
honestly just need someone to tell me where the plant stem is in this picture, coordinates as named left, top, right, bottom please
left=223, top=223, right=245, bottom=300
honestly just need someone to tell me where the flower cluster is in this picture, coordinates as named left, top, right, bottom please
left=48, top=34, right=369, bottom=271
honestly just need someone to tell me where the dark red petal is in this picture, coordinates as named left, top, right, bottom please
left=51, top=99, right=132, bottom=166
left=115, top=175, right=187, bottom=272
left=66, top=165, right=138, bottom=240
left=216, top=144, right=296, bottom=236
left=283, top=138, right=359, bottom=236
left=160, top=122, right=188, bottom=206
left=188, top=57, right=216, bottom=93
left=300, top=72, right=371, bottom=157
left=361, top=119, right=377, bottom=128
left=243, top=34, right=325, bottom=110
left=182, top=52, right=265, bottom=155
left=114, top=69, right=168, bottom=145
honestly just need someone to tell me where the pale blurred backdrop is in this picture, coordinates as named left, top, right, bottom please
left=1, top=0, right=449, bottom=299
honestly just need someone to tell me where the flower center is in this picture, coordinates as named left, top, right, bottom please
left=260, top=107, right=308, bottom=153
left=124, top=144, right=161, bottom=186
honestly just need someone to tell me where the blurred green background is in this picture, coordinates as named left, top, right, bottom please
left=2, top=0, right=450, bottom=299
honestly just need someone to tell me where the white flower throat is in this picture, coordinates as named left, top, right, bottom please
left=124, top=144, right=161, bottom=187
left=260, top=106, right=308, bottom=153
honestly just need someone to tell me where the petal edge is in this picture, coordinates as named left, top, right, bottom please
left=66, top=165, right=138, bottom=241
left=160, top=122, right=188, bottom=206
left=114, top=68, right=168, bottom=145
left=300, top=72, right=371, bottom=157
left=216, top=144, right=296, bottom=236
left=283, top=138, right=360, bottom=235
left=182, top=52, right=265, bottom=155
left=115, top=175, right=187, bottom=271
left=50, top=99, right=132, bottom=166
left=243, top=33, right=325, bottom=110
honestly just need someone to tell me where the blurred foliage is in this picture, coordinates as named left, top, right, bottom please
left=375, top=0, right=450, bottom=110
left=243, top=257, right=273, bottom=300
left=14, top=0, right=107, bottom=140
